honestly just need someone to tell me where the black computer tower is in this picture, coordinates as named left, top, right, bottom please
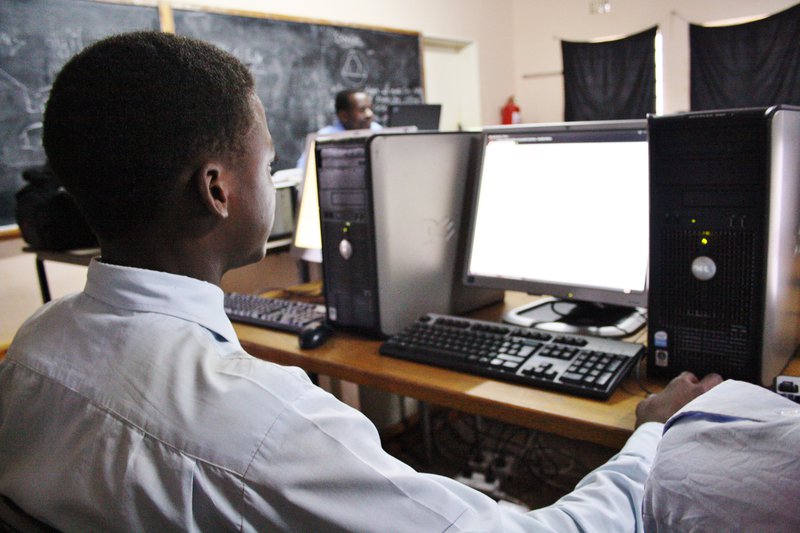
left=315, top=131, right=502, bottom=338
left=647, top=107, right=800, bottom=386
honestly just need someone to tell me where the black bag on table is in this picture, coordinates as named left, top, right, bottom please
left=15, top=164, right=98, bottom=251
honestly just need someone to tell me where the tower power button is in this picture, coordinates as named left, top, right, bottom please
left=691, top=256, right=717, bottom=281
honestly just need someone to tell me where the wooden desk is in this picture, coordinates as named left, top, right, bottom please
left=238, top=290, right=765, bottom=450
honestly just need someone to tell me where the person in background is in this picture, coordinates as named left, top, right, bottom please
left=296, top=88, right=382, bottom=168
left=0, top=31, right=721, bottom=532
left=322, top=88, right=382, bottom=133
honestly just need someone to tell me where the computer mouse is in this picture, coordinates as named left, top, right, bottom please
left=298, top=321, right=333, bottom=349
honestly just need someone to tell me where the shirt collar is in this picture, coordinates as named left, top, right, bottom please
left=84, top=259, right=240, bottom=348
left=331, top=118, right=382, bottom=131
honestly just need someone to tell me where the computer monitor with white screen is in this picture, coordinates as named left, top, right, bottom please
left=291, top=133, right=324, bottom=263
left=463, top=120, right=649, bottom=338
left=290, top=127, right=417, bottom=264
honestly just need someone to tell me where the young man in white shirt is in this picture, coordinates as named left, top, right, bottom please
left=0, top=31, right=721, bottom=532
left=323, top=89, right=383, bottom=133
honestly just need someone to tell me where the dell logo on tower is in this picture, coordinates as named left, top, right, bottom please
left=691, top=256, right=717, bottom=281
left=423, top=217, right=456, bottom=245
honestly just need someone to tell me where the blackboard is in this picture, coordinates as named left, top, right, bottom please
left=173, top=9, right=424, bottom=172
left=0, top=0, right=160, bottom=227
left=0, top=3, right=423, bottom=228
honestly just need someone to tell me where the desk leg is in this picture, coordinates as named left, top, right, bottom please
left=420, top=401, right=433, bottom=465
left=297, top=259, right=311, bottom=284
left=35, top=257, right=51, bottom=303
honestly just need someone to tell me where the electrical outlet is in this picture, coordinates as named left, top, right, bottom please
left=455, top=472, right=500, bottom=494
left=775, top=375, right=800, bottom=403
left=455, top=450, right=514, bottom=496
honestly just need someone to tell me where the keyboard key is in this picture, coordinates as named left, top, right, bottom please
left=560, top=372, right=586, bottom=384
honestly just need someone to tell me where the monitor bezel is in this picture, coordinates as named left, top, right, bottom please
left=462, top=119, right=649, bottom=310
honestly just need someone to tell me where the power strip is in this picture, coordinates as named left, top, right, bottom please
left=454, top=471, right=501, bottom=495
left=776, top=375, right=800, bottom=403
left=454, top=455, right=530, bottom=511
left=455, top=450, right=514, bottom=497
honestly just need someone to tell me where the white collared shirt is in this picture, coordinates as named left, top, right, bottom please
left=295, top=119, right=382, bottom=168
left=0, top=259, right=661, bottom=532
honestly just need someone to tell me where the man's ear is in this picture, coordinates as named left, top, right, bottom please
left=336, top=109, right=350, bottom=127
left=194, top=162, right=230, bottom=219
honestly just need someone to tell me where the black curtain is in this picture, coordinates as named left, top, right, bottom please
left=691, top=3, right=800, bottom=110
left=562, top=27, right=656, bottom=121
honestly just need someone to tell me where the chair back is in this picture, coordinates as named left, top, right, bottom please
left=0, top=495, right=58, bottom=533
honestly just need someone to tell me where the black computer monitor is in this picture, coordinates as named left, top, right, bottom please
left=387, top=104, right=441, bottom=130
left=463, top=120, right=649, bottom=338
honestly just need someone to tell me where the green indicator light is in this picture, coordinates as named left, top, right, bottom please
left=691, top=218, right=697, bottom=224
left=701, top=237, right=708, bottom=245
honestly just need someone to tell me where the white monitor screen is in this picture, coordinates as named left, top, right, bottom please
left=465, top=121, right=649, bottom=309
left=291, top=135, right=323, bottom=262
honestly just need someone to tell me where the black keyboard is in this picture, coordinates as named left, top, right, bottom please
left=224, top=293, right=326, bottom=334
left=380, top=313, right=644, bottom=399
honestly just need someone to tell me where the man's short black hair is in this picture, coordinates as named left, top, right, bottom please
left=43, top=31, right=256, bottom=241
left=334, top=89, right=364, bottom=113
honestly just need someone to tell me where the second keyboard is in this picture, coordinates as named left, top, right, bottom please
left=224, top=293, right=326, bottom=334
left=380, top=313, right=644, bottom=399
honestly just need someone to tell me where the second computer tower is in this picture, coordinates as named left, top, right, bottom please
left=647, top=106, right=800, bottom=386
left=316, top=131, right=502, bottom=338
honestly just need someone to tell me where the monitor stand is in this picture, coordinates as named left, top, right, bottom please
left=503, top=297, right=646, bottom=338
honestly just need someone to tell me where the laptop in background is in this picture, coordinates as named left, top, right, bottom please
left=387, top=104, right=442, bottom=130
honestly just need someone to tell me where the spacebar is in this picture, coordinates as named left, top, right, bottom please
left=382, top=342, right=468, bottom=362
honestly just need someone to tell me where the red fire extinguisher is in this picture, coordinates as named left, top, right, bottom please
left=501, top=96, right=521, bottom=125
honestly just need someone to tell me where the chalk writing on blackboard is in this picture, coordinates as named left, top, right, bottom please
left=0, top=0, right=160, bottom=227
left=173, top=9, right=423, bottom=172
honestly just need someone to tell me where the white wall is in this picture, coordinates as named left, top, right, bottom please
left=511, top=0, right=799, bottom=123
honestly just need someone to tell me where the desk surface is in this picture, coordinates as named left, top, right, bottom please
left=236, top=290, right=800, bottom=449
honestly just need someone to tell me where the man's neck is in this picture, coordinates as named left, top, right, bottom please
left=99, top=237, right=226, bottom=286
